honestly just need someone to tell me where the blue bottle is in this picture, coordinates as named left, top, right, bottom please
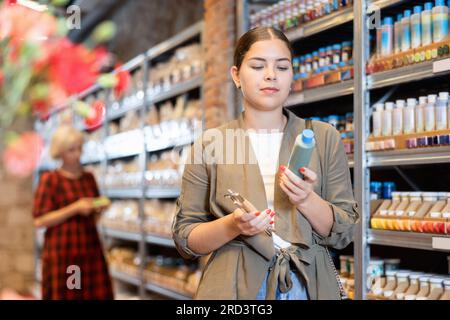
left=382, top=182, right=397, bottom=199
left=288, top=129, right=316, bottom=179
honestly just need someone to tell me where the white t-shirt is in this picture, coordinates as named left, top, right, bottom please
left=248, top=131, right=291, bottom=250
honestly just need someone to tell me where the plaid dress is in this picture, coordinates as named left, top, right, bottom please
left=33, top=170, right=114, bottom=300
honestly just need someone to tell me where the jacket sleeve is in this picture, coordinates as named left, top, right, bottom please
left=314, top=125, right=360, bottom=249
left=172, top=137, right=214, bottom=260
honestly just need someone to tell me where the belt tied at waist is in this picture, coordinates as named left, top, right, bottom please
left=265, top=245, right=312, bottom=300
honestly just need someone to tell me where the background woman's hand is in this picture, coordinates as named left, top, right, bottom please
left=279, top=166, right=318, bottom=210
left=72, top=198, right=96, bottom=216
left=232, top=207, right=275, bottom=236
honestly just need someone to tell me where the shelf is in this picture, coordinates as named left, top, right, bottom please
left=110, top=269, right=141, bottom=286
left=120, top=54, right=145, bottom=72
left=370, top=0, right=406, bottom=10
left=368, top=229, right=450, bottom=252
left=145, top=282, right=192, bottom=300
left=367, top=146, right=450, bottom=167
left=99, top=227, right=141, bottom=242
left=107, top=93, right=145, bottom=121
left=146, top=133, right=196, bottom=153
left=148, top=76, right=203, bottom=105
left=147, top=21, right=203, bottom=60
left=104, top=129, right=145, bottom=159
left=145, top=188, right=180, bottom=199
left=285, top=80, right=354, bottom=107
left=103, top=188, right=143, bottom=198
left=368, top=58, right=450, bottom=90
left=286, top=6, right=353, bottom=42
left=145, top=233, right=175, bottom=248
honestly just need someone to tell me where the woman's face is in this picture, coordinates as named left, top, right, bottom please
left=61, top=140, right=83, bottom=166
left=231, top=38, right=293, bottom=112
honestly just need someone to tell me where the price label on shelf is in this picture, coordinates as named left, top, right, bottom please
left=432, top=237, right=450, bottom=250
left=432, top=58, right=450, bottom=73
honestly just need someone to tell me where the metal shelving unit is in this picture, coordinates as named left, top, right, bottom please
left=33, top=21, right=205, bottom=301
left=285, top=5, right=354, bottom=41
left=285, top=80, right=354, bottom=107
left=368, top=230, right=450, bottom=252
left=368, top=146, right=450, bottom=167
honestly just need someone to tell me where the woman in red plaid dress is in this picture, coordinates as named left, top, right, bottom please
left=33, top=126, right=113, bottom=300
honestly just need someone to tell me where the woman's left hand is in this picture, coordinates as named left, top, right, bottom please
left=278, top=165, right=318, bottom=210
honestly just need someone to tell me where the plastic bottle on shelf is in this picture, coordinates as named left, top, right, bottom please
left=416, top=275, right=432, bottom=300
left=319, top=48, right=326, bottom=67
left=382, top=270, right=398, bottom=298
left=425, top=94, right=437, bottom=132
left=440, top=280, right=450, bottom=300
left=393, top=100, right=405, bottom=136
left=394, top=14, right=403, bottom=54
left=382, top=102, right=394, bottom=136
left=401, top=10, right=412, bottom=52
left=387, top=191, right=402, bottom=216
left=427, top=277, right=445, bottom=299
left=312, top=51, right=320, bottom=71
left=381, top=17, right=394, bottom=56
left=432, top=0, right=449, bottom=43
left=341, top=41, right=352, bottom=63
left=404, top=98, right=416, bottom=134
left=390, top=271, right=411, bottom=300
left=404, top=273, right=423, bottom=300
left=416, top=96, right=428, bottom=133
left=436, top=92, right=449, bottom=130
left=411, top=6, right=423, bottom=49
left=325, top=45, right=333, bottom=66
left=332, top=44, right=342, bottom=64
left=422, top=2, right=434, bottom=46
left=332, top=0, right=339, bottom=11
left=372, top=103, right=384, bottom=137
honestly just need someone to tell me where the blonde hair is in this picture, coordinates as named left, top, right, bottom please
left=50, top=125, right=84, bottom=159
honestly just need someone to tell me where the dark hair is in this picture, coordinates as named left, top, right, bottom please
left=233, top=27, right=294, bottom=70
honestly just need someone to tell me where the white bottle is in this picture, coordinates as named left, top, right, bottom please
left=373, top=103, right=384, bottom=137
left=411, top=6, right=423, bottom=49
left=393, top=100, right=405, bottom=135
left=401, top=10, right=412, bottom=52
left=404, top=98, right=416, bottom=134
left=436, top=92, right=449, bottom=130
left=422, top=2, right=434, bottom=46
left=416, top=96, right=427, bottom=133
left=425, top=94, right=437, bottom=132
left=432, top=0, right=449, bottom=43
left=383, top=102, right=394, bottom=136
left=394, top=14, right=403, bottom=54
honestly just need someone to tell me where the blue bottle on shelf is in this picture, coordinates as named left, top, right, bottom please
left=382, top=182, right=397, bottom=199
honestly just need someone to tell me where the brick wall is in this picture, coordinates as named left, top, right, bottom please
left=0, top=120, right=35, bottom=295
left=204, top=0, right=238, bottom=128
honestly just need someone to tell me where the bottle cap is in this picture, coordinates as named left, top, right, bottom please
left=384, top=17, right=394, bottom=25
left=413, top=6, right=422, bottom=14
left=385, top=102, right=394, bottom=110
left=435, top=0, right=445, bottom=7
left=374, top=103, right=384, bottom=111
left=301, top=129, right=315, bottom=144
left=326, top=46, right=333, bottom=51
left=396, top=99, right=406, bottom=108
left=439, top=92, right=449, bottom=101
left=424, top=2, right=433, bottom=11
left=407, top=98, right=417, bottom=107
left=312, top=51, right=319, bottom=56
left=333, top=44, right=342, bottom=50
left=419, top=96, right=428, bottom=104
left=397, top=13, right=403, bottom=21
left=403, top=10, right=411, bottom=18
left=319, top=48, right=326, bottom=53
left=427, top=94, right=437, bottom=103
left=342, top=41, right=352, bottom=47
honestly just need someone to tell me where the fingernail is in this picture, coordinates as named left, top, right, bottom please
left=300, top=167, right=305, bottom=174
left=255, top=211, right=261, bottom=217
left=270, top=212, right=275, bottom=217
left=266, top=209, right=271, bottom=214
left=269, top=221, right=274, bottom=225
left=279, top=165, right=286, bottom=172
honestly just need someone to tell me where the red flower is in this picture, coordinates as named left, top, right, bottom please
left=84, top=100, right=105, bottom=131
left=113, top=66, right=131, bottom=99
left=47, top=39, right=106, bottom=95
left=3, top=132, right=44, bottom=178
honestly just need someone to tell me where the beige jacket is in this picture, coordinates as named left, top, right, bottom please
left=172, top=108, right=359, bottom=300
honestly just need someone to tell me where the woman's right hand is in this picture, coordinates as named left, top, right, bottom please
left=232, top=208, right=275, bottom=236
left=71, top=198, right=96, bottom=216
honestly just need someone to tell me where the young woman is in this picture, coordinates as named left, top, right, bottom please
left=33, top=125, right=113, bottom=300
left=172, top=27, right=359, bottom=300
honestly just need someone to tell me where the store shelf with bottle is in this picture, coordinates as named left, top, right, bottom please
left=339, top=249, right=450, bottom=300
left=367, top=0, right=450, bottom=88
